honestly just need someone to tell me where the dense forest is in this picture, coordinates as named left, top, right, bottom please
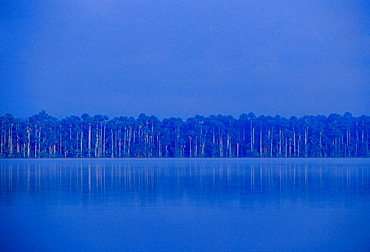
left=0, top=111, right=369, bottom=158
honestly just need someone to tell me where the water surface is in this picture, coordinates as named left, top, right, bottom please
left=1, top=158, right=369, bottom=251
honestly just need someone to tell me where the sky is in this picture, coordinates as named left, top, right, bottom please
left=1, top=0, right=370, bottom=119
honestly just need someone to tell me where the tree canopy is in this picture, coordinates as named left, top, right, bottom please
left=1, top=111, right=369, bottom=158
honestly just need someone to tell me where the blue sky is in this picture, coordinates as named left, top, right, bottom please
left=1, top=0, right=370, bottom=119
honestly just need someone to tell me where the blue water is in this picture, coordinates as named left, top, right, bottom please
left=0, top=158, right=369, bottom=251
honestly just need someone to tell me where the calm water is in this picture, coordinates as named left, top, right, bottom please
left=0, top=158, right=369, bottom=251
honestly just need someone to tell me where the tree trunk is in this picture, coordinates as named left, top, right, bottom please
left=88, top=124, right=92, bottom=157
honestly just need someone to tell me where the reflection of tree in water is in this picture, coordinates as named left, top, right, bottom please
left=0, top=160, right=369, bottom=205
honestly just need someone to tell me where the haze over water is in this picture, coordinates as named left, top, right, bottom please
left=0, top=158, right=369, bottom=251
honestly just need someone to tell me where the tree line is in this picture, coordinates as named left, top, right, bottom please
left=1, top=111, right=369, bottom=158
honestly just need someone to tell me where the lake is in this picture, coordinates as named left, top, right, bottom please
left=0, top=158, right=369, bottom=251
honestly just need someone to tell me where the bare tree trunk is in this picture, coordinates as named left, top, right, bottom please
left=118, top=129, right=122, bottom=157
left=0, top=130, right=3, bottom=155
left=75, top=131, right=79, bottom=157
left=111, top=129, right=114, bottom=158
left=102, top=122, right=106, bottom=157
left=319, top=132, right=323, bottom=157
left=269, top=130, right=273, bottom=157
left=227, top=135, right=232, bottom=157
left=212, top=131, right=215, bottom=157
left=201, top=139, right=205, bottom=157
left=219, top=133, right=223, bottom=157
left=189, top=136, right=192, bottom=157
left=304, top=127, right=308, bottom=157
left=293, top=126, right=296, bottom=157
left=158, top=134, right=162, bottom=157
left=250, top=122, right=254, bottom=152
left=8, top=125, right=13, bottom=157
left=95, top=126, right=99, bottom=157
left=194, top=136, right=198, bottom=157
left=347, top=129, right=350, bottom=157
left=279, top=129, right=282, bottom=157
left=88, top=124, right=92, bottom=157
left=285, top=136, right=288, bottom=157
left=356, top=129, right=359, bottom=157
left=259, top=126, right=262, bottom=157
left=16, top=127, right=20, bottom=155
left=80, top=131, right=83, bottom=157
left=38, top=128, right=41, bottom=157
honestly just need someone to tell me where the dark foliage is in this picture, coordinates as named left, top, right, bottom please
left=1, top=111, right=369, bottom=158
